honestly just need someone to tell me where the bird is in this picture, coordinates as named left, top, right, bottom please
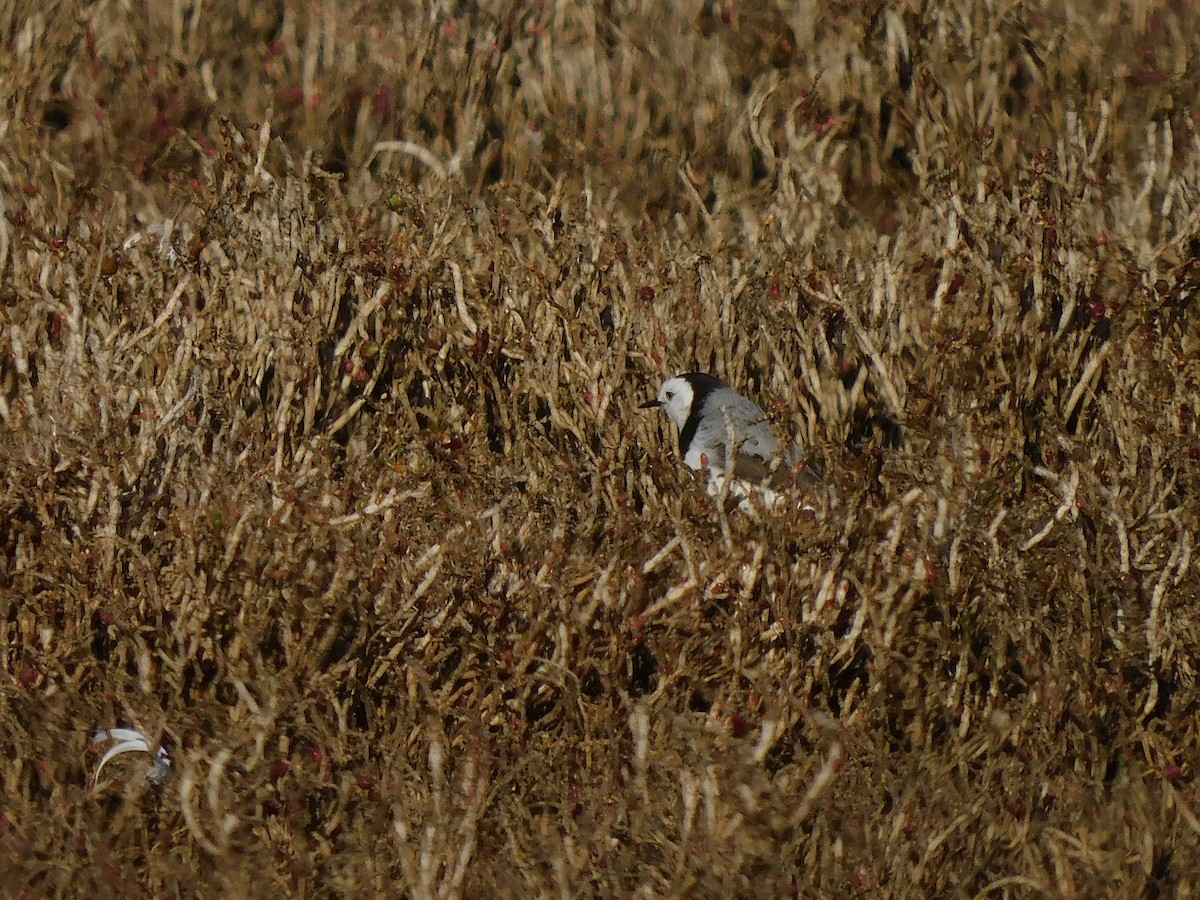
left=640, top=372, right=816, bottom=510
left=92, top=727, right=173, bottom=785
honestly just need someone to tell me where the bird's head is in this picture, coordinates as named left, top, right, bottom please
left=639, top=375, right=696, bottom=430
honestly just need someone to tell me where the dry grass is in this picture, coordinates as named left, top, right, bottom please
left=2, top=0, right=1200, bottom=895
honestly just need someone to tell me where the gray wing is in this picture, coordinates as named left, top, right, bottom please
left=723, top=395, right=780, bottom=460
left=719, top=393, right=823, bottom=489
left=698, top=390, right=778, bottom=456
left=695, top=387, right=823, bottom=490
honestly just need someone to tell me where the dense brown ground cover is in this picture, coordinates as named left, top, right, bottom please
left=2, top=0, right=1200, bottom=895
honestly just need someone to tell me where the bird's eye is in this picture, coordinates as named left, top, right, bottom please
left=665, top=391, right=674, bottom=400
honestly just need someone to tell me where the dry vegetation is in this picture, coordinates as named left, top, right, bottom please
left=2, top=0, right=1200, bottom=895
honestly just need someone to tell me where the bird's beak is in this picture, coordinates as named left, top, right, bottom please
left=639, top=400, right=661, bottom=410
